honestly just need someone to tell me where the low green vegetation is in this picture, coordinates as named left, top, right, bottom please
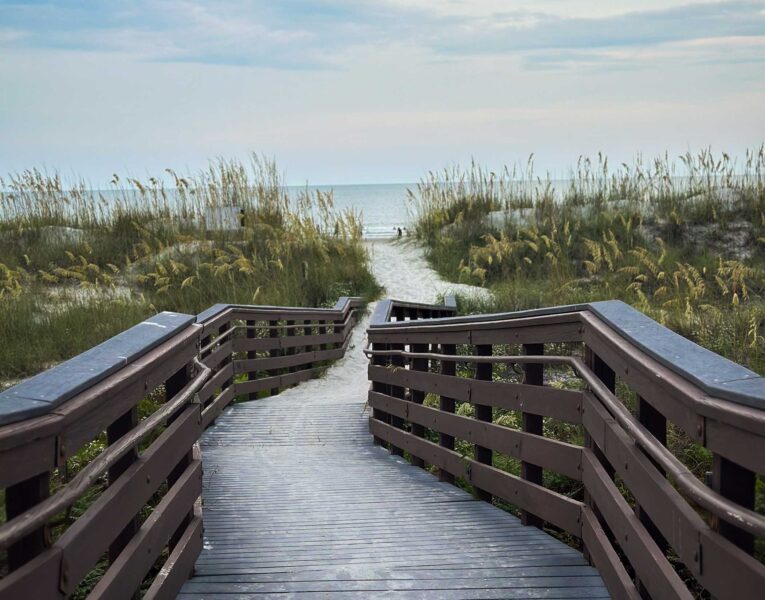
left=0, top=156, right=379, bottom=381
left=410, top=146, right=765, bottom=374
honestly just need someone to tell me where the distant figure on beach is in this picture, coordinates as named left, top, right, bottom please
left=397, top=227, right=402, bottom=237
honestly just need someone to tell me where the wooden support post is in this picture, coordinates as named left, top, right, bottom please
left=371, top=341, right=391, bottom=446
left=474, top=344, right=493, bottom=503
left=583, top=346, right=617, bottom=563
left=410, top=343, right=429, bottom=468
left=712, top=454, right=755, bottom=554
left=521, top=343, right=544, bottom=527
left=304, top=320, right=314, bottom=370
left=286, top=320, right=296, bottom=374
left=219, top=324, right=233, bottom=390
left=5, top=472, right=50, bottom=571
left=107, top=406, right=139, bottom=563
left=166, top=363, right=192, bottom=551
left=635, top=395, right=668, bottom=596
left=269, top=320, right=280, bottom=395
left=333, top=318, right=344, bottom=349
left=439, top=343, right=456, bottom=484
left=319, top=322, right=328, bottom=351
left=246, top=320, right=257, bottom=401
left=389, top=342, right=406, bottom=457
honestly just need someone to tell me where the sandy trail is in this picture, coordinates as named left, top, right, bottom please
left=365, top=239, right=490, bottom=304
left=246, top=239, right=489, bottom=406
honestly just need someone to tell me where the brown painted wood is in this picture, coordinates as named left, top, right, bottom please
left=712, top=454, right=756, bottom=554
left=389, top=342, right=406, bottom=457
left=56, top=406, right=201, bottom=594
left=409, top=343, right=429, bottom=468
left=246, top=319, right=257, bottom=401
left=88, top=459, right=202, bottom=600
left=581, top=449, right=691, bottom=600
left=370, top=419, right=583, bottom=535
left=368, top=392, right=582, bottom=479
left=581, top=506, right=641, bottom=600
left=235, top=346, right=343, bottom=374
left=107, top=406, right=139, bottom=565
left=521, top=342, right=544, bottom=528
left=473, top=344, right=493, bottom=503
left=5, top=471, right=50, bottom=571
left=166, top=363, right=193, bottom=552
left=142, top=505, right=203, bottom=600
left=0, top=547, right=63, bottom=599
left=367, top=364, right=582, bottom=423
left=582, top=392, right=765, bottom=599
left=268, top=319, right=280, bottom=395
left=439, top=343, right=456, bottom=484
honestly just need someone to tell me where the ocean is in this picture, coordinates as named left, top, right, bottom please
left=286, top=182, right=415, bottom=239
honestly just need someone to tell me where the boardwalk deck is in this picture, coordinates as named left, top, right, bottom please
left=180, top=325, right=609, bottom=600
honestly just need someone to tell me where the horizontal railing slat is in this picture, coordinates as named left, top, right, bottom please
left=581, top=507, right=640, bottom=600
left=368, top=391, right=582, bottom=480
left=88, top=458, right=202, bottom=599
left=369, top=419, right=583, bottom=534
left=582, top=391, right=765, bottom=598
left=55, top=404, right=201, bottom=593
left=235, top=346, right=344, bottom=373
left=581, top=448, right=692, bottom=600
left=201, top=387, right=235, bottom=429
left=142, top=503, right=203, bottom=600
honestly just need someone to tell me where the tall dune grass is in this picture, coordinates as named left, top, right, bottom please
left=409, top=146, right=765, bottom=374
left=0, top=156, right=379, bottom=379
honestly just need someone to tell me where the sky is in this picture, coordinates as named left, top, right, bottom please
left=1, top=0, right=764, bottom=185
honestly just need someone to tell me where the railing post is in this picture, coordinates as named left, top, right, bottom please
left=371, top=341, right=391, bottom=447
left=107, top=406, right=139, bottom=563
left=439, top=343, right=456, bottom=484
left=286, top=320, right=296, bottom=374
left=247, top=320, right=257, bottom=401
left=521, top=343, right=544, bottom=527
left=474, top=344, right=493, bottom=502
left=389, top=341, right=406, bottom=457
left=410, top=343, right=429, bottom=468
left=269, top=320, right=280, bottom=395
left=333, top=317, right=344, bottom=350
left=219, top=324, right=233, bottom=390
left=166, top=363, right=193, bottom=550
left=635, top=395, right=669, bottom=595
left=5, top=472, right=51, bottom=571
left=582, top=346, right=616, bottom=564
left=304, top=320, right=314, bottom=370
left=711, top=454, right=755, bottom=554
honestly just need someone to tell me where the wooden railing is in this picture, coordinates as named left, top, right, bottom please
left=366, top=299, right=765, bottom=600
left=0, top=297, right=362, bottom=599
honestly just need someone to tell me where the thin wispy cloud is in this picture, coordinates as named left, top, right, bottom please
left=1, top=1, right=763, bottom=69
left=0, top=1, right=763, bottom=183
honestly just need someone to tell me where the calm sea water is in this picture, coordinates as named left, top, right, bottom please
left=286, top=183, right=415, bottom=239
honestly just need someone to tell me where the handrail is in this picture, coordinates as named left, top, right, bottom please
left=0, top=296, right=364, bottom=599
left=0, top=358, right=211, bottom=551
left=365, top=297, right=765, bottom=599
left=365, top=346, right=765, bottom=539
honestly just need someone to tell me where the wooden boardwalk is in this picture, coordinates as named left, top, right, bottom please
left=179, top=351, right=609, bottom=599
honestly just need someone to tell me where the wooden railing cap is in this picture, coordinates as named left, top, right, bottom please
left=369, top=298, right=765, bottom=410
left=0, top=311, right=195, bottom=426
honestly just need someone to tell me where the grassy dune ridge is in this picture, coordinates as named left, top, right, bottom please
left=409, top=147, right=765, bottom=586
left=409, top=146, right=765, bottom=374
left=0, top=156, right=379, bottom=380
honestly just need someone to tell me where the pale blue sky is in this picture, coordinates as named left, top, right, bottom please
left=1, top=0, right=764, bottom=184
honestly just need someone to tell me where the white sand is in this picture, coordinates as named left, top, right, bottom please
left=236, top=239, right=490, bottom=408
left=365, top=239, right=490, bottom=304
